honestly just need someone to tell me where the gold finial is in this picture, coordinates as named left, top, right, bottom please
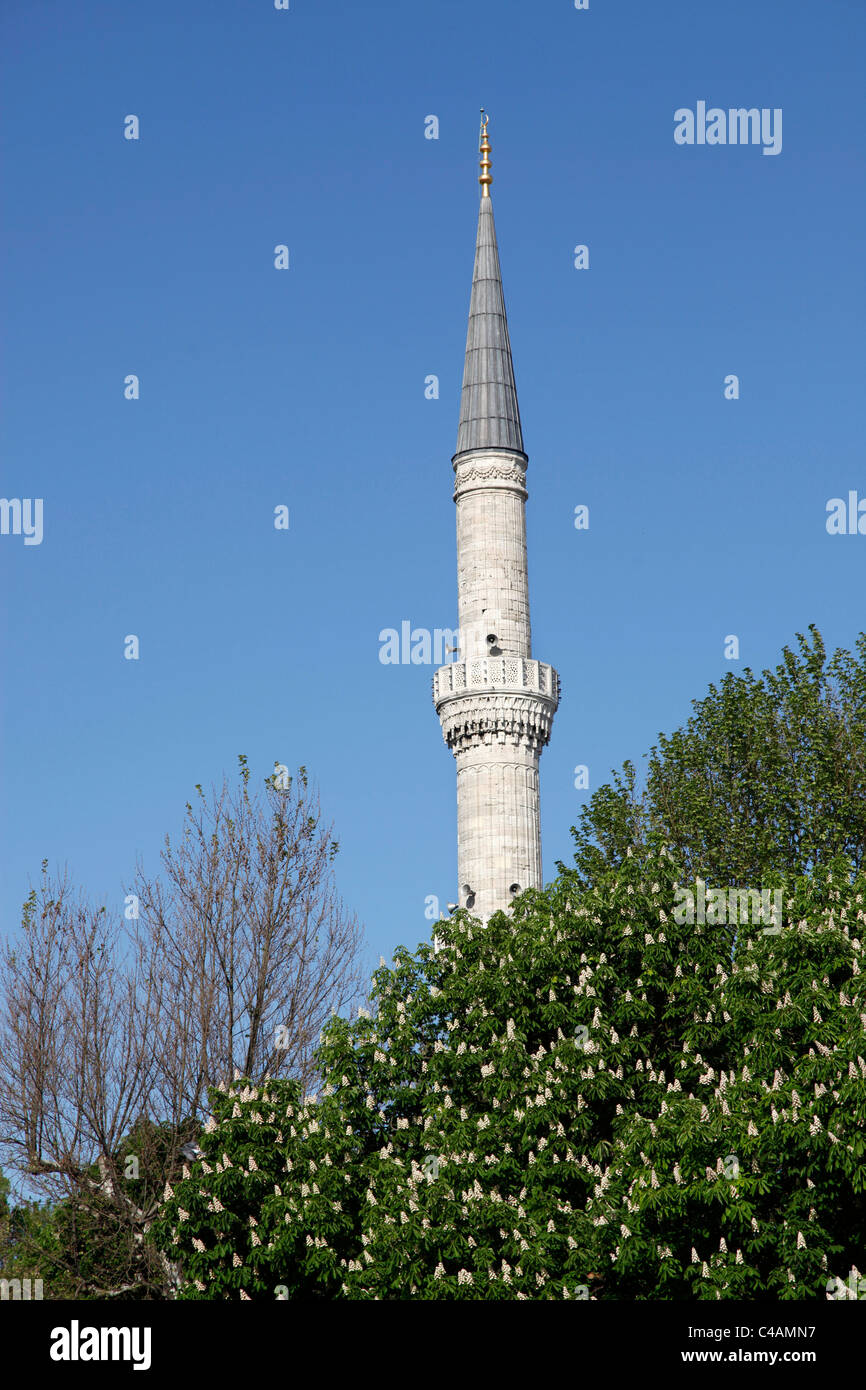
left=479, top=108, right=492, bottom=196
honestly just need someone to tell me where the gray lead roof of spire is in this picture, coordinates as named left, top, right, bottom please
left=454, top=194, right=525, bottom=458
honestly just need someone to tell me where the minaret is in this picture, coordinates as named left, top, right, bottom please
left=433, top=114, right=560, bottom=921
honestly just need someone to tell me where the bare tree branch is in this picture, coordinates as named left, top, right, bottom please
left=0, top=761, right=366, bottom=1296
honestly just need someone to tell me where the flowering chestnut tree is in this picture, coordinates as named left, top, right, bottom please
left=153, top=850, right=866, bottom=1299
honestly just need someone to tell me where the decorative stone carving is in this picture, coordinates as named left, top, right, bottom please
left=434, top=659, right=560, bottom=756
left=436, top=692, right=557, bottom=755
left=453, top=454, right=528, bottom=501
left=433, top=656, right=559, bottom=702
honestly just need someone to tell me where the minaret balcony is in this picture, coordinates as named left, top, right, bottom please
left=433, top=655, right=559, bottom=706
left=433, top=650, right=561, bottom=700
left=433, top=655, right=559, bottom=755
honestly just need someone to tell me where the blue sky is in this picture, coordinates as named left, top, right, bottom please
left=2, top=0, right=864, bottom=979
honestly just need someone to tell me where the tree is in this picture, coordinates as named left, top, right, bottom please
left=569, top=627, right=866, bottom=890
left=0, top=760, right=364, bottom=1298
left=0, top=1166, right=54, bottom=1295
left=155, top=850, right=866, bottom=1299
left=150, top=1077, right=360, bottom=1301
left=131, top=758, right=364, bottom=1105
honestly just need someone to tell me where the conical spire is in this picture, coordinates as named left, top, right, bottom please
left=455, top=116, right=524, bottom=458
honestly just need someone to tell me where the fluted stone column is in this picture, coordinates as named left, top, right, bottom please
left=454, top=450, right=531, bottom=660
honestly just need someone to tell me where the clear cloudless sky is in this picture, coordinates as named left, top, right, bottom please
left=1, top=0, right=864, bottom=981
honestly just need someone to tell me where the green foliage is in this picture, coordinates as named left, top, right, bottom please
left=0, top=1171, right=56, bottom=1289
left=150, top=1077, right=367, bottom=1300
left=34, top=1193, right=145, bottom=1300
left=0, top=1120, right=196, bottom=1299
left=154, top=851, right=866, bottom=1299
left=569, top=627, right=866, bottom=888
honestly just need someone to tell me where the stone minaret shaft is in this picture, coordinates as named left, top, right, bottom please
left=433, top=115, right=559, bottom=921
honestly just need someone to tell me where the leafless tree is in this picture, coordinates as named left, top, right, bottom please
left=136, top=757, right=365, bottom=1109
left=0, top=759, right=365, bottom=1296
